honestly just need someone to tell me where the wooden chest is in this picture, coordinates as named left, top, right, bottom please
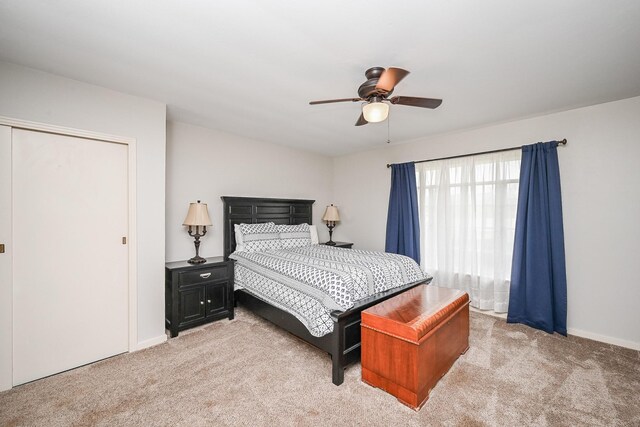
left=361, top=285, right=470, bottom=410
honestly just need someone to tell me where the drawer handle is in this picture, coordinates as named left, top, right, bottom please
left=200, top=301, right=204, bottom=305
left=200, top=273, right=211, bottom=279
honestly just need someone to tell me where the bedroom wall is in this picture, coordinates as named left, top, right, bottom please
left=333, top=96, right=640, bottom=350
left=0, top=61, right=167, bottom=358
left=165, top=120, right=334, bottom=262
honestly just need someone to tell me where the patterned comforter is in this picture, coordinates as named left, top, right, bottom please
left=230, top=245, right=428, bottom=337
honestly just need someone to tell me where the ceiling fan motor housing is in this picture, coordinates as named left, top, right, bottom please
left=358, top=67, right=392, bottom=99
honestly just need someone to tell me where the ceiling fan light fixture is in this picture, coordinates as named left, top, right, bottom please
left=362, top=100, right=389, bottom=123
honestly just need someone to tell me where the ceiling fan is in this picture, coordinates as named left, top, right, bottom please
left=309, top=67, right=442, bottom=126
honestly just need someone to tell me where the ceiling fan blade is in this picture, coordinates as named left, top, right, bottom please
left=355, top=113, right=368, bottom=126
left=389, top=96, right=442, bottom=109
left=375, top=68, right=410, bottom=92
left=309, top=97, right=362, bottom=105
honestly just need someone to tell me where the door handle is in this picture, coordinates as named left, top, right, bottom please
left=0, top=243, right=4, bottom=254
left=207, top=299, right=211, bottom=303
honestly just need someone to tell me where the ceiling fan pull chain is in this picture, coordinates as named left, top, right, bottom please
left=387, top=109, right=391, bottom=144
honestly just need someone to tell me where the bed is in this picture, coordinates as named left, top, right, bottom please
left=222, top=196, right=431, bottom=385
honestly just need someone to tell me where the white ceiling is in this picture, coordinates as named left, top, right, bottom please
left=1, top=1, right=639, bottom=156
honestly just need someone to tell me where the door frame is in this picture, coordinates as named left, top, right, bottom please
left=0, top=116, right=137, bottom=390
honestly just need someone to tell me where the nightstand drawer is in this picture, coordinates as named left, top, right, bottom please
left=178, top=265, right=229, bottom=285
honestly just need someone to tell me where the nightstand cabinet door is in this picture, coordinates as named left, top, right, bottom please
left=179, top=286, right=206, bottom=325
left=205, top=282, right=228, bottom=317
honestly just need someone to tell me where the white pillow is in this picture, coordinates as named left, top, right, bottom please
left=234, top=223, right=318, bottom=251
left=233, top=224, right=245, bottom=252
left=277, top=223, right=312, bottom=248
left=237, top=222, right=283, bottom=252
left=309, top=225, right=319, bottom=245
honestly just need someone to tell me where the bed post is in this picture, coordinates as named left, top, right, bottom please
left=331, top=317, right=346, bottom=385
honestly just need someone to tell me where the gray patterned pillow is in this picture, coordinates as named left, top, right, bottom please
left=277, top=223, right=312, bottom=249
left=238, top=222, right=283, bottom=252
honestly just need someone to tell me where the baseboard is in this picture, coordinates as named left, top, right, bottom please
left=473, top=308, right=639, bottom=351
left=567, top=327, right=639, bottom=351
left=132, top=334, right=167, bottom=351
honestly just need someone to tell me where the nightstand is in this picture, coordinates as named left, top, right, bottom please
left=165, top=256, right=234, bottom=337
left=322, top=241, right=353, bottom=249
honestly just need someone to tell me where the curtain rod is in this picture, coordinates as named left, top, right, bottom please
left=386, top=139, right=567, bottom=168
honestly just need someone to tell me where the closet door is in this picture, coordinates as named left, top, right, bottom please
left=12, top=129, right=129, bottom=385
left=0, top=126, right=11, bottom=390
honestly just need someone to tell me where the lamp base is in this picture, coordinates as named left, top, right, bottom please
left=325, top=221, right=336, bottom=246
left=187, top=227, right=207, bottom=264
left=325, top=223, right=336, bottom=246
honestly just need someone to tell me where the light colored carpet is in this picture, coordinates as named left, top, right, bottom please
left=1, top=308, right=638, bottom=426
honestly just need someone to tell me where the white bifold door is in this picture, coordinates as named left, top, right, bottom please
left=7, top=128, right=129, bottom=386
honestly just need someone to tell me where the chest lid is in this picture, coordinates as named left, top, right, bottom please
left=362, top=284, right=469, bottom=343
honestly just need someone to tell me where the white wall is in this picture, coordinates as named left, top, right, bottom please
left=0, top=61, right=167, bottom=355
left=334, top=96, right=640, bottom=350
left=166, top=121, right=334, bottom=261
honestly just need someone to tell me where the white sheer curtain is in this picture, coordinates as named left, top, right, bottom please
left=417, top=150, right=521, bottom=312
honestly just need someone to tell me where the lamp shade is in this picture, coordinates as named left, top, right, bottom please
left=183, top=200, right=212, bottom=226
left=362, top=101, right=389, bottom=123
left=322, top=204, right=340, bottom=222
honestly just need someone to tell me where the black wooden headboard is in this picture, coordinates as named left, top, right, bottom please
left=221, top=196, right=315, bottom=260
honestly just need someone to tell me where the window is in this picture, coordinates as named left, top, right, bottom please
left=416, top=150, right=521, bottom=312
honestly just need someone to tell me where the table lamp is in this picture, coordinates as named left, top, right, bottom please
left=183, top=200, right=212, bottom=264
left=322, top=204, right=340, bottom=246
